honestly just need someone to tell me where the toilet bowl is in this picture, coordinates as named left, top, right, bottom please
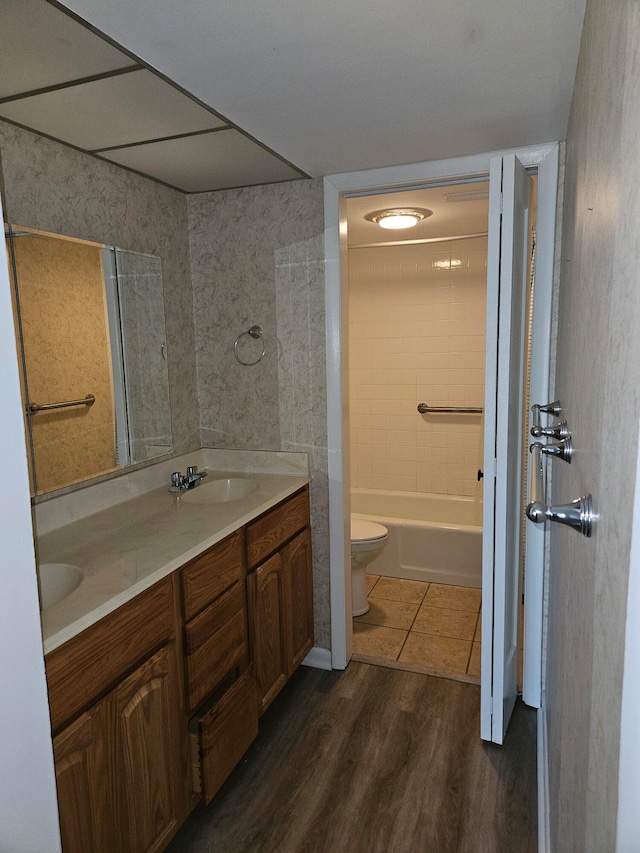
left=350, top=517, right=388, bottom=617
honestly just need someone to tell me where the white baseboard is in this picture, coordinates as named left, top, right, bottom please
left=538, top=705, right=551, bottom=853
left=302, top=646, right=332, bottom=670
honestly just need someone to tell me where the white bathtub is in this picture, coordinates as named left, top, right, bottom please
left=351, top=488, right=483, bottom=589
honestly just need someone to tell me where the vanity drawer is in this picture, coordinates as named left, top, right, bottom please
left=181, top=530, right=245, bottom=620
left=246, top=487, right=310, bottom=569
left=183, top=580, right=248, bottom=712
left=46, top=577, right=174, bottom=733
left=196, top=666, right=259, bottom=804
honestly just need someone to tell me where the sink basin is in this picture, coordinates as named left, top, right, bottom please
left=38, top=563, right=83, bottom=610
left=180, top=477, right=258, bottom=505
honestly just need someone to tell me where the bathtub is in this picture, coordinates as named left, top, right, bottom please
left=351, top=488, right=482, bottom=589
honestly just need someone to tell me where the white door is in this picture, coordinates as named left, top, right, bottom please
left=480, top=154, right=532, bottom=743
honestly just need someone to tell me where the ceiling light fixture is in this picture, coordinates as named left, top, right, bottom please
left=364, top=207, right=433, bottom=230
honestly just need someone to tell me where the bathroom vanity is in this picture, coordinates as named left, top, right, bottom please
left=37, top=458, right=313, bottom=852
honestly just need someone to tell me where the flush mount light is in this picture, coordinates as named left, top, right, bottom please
left=364, top=207, right=433, bottom=230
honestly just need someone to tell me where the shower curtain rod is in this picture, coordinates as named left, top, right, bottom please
left=350, top=231, right=488, bottom=249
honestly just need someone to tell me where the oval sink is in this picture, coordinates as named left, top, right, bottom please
left=38, top=562, right=83, bottom=610
left=180, top=477, right=258, bottom=505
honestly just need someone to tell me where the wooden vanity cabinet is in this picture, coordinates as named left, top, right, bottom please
left=113, top=644, right=185, bottom=852
left=52, top=701, right=113, bottom=852
left=180, top=530, right=248, bottom=713
left=246, top=487, right=314, bottom=715
left=46, top=485, right=314, bottom=850
left=179, top=530, right=259, bottom=804
left=46, top=577, right=190, bottom=853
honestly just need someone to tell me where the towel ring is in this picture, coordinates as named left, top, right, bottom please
left=234, top=325, right=266, bottom=366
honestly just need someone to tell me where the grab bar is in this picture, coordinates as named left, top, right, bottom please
left=417, top=403, right=483, bottom=414
left=29, top=394, right=96, bottom=414
left=526, top=441, right=595, bottom=537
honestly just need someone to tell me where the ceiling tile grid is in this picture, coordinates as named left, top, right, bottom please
left=0, top=0, right=308, bottom=192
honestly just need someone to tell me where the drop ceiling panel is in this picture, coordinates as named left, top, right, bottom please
left=60, top=0, right=586, bottom=177
left=1, top=0, right=134, bottom=99
left=0, top=69, right=226, bottom=150
left=100, top=130, right=302, bottom=192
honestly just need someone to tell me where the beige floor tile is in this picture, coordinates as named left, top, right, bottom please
left=423, top=583, right=482, bottom=612
left=467, top=642, right=481, bottom=676
left=399, top=632, right=471, bottom=674
left=369, top=576, right=429, bottom=605
left=365, top=574, right=380, bottom=594
left=474, top=611, right=482, bottom=641
left=354, top=598, right=419, bottom=630
left=412, top=605, right=477, bottom=640
left=352, top=623, right=407, bottom=660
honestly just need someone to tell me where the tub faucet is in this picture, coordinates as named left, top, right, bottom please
left=169, top=465, right=208, bottom=492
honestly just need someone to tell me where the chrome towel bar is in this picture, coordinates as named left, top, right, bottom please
left=417, top=403, right=483, bottom=414
left=29, top=394, right=95, bottom=413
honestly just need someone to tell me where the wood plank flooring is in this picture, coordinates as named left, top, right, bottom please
left=167, top=662, right=537, bottom=853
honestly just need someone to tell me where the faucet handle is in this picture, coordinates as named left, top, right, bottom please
left=531, top=419, right=569, bottom=440
left=187, top=465, right=197, bottom=479
left=171, top=472, right=183, bottom=488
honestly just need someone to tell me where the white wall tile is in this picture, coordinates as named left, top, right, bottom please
left=348, top=240, right=487, bottom=496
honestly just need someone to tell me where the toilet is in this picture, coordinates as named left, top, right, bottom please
left=350, top=517, right=388, bottom=617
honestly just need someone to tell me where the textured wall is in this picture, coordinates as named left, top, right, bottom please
left=0, top=121, right=199, bottom=460
left=546, top=1, right=640, bottom=849
left=188, top=180, right=330, bottom=648
left=348, top=238, right=486, bottom=496
left=11, top=235, right=116, bottom=492
left=116, top=249, right=172, bottom=460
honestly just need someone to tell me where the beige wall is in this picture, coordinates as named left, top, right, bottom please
left=12, top=235, right=116, bottom=492
left=546, top=1, right=640, bottom=849
left=348, top=238, right=486, bottom=496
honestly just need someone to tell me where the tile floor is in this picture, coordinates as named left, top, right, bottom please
left=352, top=575, right=482, bottom=684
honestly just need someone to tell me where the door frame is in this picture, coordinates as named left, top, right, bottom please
left=323, top=142, right=559, bottom=708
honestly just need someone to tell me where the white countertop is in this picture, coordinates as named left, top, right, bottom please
left=38, top=472, right=310, bottom=654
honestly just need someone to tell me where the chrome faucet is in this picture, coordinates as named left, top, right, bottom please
left=169, top=465, right=208, bottom=493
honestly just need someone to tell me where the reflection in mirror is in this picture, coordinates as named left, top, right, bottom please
left=6, top=225, right=172, bottom=495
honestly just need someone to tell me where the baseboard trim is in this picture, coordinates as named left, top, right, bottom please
left=538, top=705, right=551, bottom=853
left=302, top=646, right=333, bottom=670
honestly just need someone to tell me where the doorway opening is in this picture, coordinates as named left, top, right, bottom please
left=345, top=180, right=490, bottom=682
left=324, top=144, right=558, bottom=742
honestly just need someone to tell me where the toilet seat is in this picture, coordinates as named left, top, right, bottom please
left=351, top=517, right=388, bottom=543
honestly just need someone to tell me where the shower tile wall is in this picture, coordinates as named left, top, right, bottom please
left=349, top=237, right=487, bottom=497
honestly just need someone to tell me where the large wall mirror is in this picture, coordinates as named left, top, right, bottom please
left=5, top=224, right=172, bottom=495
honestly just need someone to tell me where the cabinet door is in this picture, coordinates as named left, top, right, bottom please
left=53, top=702, right=114, bottom=853
left=248, top=551, right=288, bottom=715
left=284, top=528, right=314, bottom=674
left=113, top=645, right=187, bottom=853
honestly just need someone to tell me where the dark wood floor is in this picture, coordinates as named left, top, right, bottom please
left=167, top=662, right=537, bottom=853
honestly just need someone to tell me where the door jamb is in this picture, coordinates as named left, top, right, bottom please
left=323, top=143, right=559, bottom=696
